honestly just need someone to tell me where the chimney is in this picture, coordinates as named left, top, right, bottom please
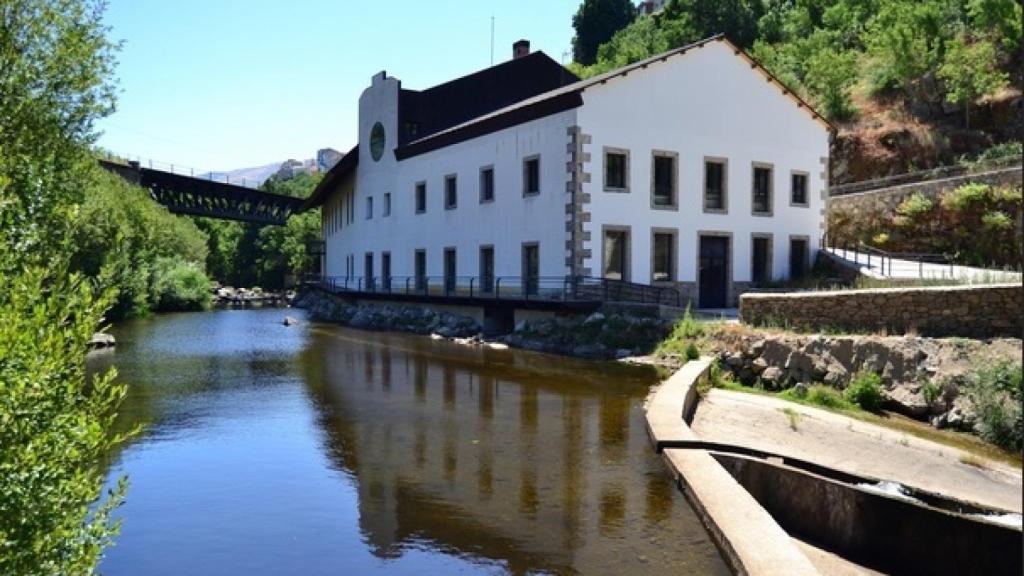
left=513, top=39, right=530, bottom=60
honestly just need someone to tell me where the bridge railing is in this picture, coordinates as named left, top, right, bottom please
left=311, top=274, right=681, bottom=307
left=829, top=157, right=1021, bottom=196
left=101, top=152, right=295, bottom=189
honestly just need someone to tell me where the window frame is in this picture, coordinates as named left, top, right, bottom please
left=365, top=195, right=373, bottom=220
left=415, top=181, right=427, bottom=214
left=650, top=150, right=678, bottom=210
left=751, top=162, right=774, bottom=216
left=790, top=170, right=809, bottom=208
left=602, top=147, right=630, bottom=193
left=383, top=192, right=391, bottom=217
left=751, top=233, right=773, bottom=286
left=601, top=224, right=632, bottom=282
left=702, top=156, right=729, bottom=214
left=479, top=165, right=495, bottom=204
left=523, top=155, right=541, bottom=197
left=444, top=174, right=458, bottom=210
left=651, top=227, right=678, bottom=284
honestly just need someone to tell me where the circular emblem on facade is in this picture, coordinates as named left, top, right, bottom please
left=369, top=122, right=385, bottom=161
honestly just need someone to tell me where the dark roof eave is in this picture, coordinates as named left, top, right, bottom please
left=395, top=91, right=584, bottom=161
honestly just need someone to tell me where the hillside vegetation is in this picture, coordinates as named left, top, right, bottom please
left=570, top=0, right=1022, bottom=181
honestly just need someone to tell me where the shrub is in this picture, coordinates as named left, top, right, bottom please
left=685, top=342, right=700, bottom=361
left=150, top=257, right=212, bottom=312
left=966, top=361, right=1022, bottom=452
left=844, top=372, right=885, bottom=411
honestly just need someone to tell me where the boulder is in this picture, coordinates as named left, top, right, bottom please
left=282, top=316, right=299, bottom=326
left=584, top=312, right=605, bottom=325
left=886, top=384, right=931, bottom=418
left=751, top=357, right=769, bottom=374
left=88, top=333, right=116, bottom=348
left=761, top=366, right=785, bottom=386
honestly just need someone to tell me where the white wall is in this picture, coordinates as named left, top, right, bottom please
left=577, top=40, right=830, bottom=285
left=323, top=100, right=575, bottom=282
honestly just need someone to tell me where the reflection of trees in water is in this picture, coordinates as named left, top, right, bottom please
left=297, top=327, right=712, bottom=574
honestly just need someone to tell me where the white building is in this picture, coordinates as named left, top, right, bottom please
left=305, top=35, right=832, bottom=308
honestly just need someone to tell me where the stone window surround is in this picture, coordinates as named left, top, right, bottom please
left=444, top=173, right=458, bottom=210
left=788, top=234, right=811, bottom=278
left=415, top=181, right=427, bottom=214
left=751, top=161, right=774, bottom=217
left=695, top=230, right=734, bottom=308
left=479, top=244, right=495, bottom=292
left=479, top=165, right=495, bottom=204
left=750, top=232, right=773, bottom=285
left=601, top=224, right=632, bottom=282
left=602, top=146, right=630, bottom=193
left=523, top=154, right=541, bottom=197
left=650, top=150, right=679, bottom=211
left=702, top=156, right=729, bottom=214
left=383, top=192, right=391, bottom=217
left=650, top=227, right=679, bottom=284
left=365, top=195, right=373, bottom=220
left=790, top=169, right=810, bottom=208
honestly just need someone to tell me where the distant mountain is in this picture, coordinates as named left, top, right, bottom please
left=200, top=162, right=282, bottom=188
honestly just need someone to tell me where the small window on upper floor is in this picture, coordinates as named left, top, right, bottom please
left=415, top=182, right=426, bottom=213
left=383, top=192, right=391, bottom=216
left=366, top=196, right=373, bottom=219
left=753, top=164, right=773, bottom=215
left=523, top=156, right=540, bottom=196
left=791, top=172, right=808, bottom=206
left=652, top=152, right=677, bottom=208
left=480, top=166, right=494, bottom=203
left=604, top=149, right=628, bottom=191
left=445, top=174, right=457, bottom=209
left=704, top=159, right=727, bottom=212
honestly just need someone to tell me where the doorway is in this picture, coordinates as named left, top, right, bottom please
left=699, top=235, right=729, bottom=308
left=790, top=237, right=808, bottom=279
left=444, top=248, right=457, bottom=295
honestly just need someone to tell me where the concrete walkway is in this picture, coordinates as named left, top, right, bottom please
left=691, top=389, right=1023, bottom=513
left=825, top=247, right=1022, bottom=283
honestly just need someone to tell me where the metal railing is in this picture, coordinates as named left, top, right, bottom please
left=307, top=274, right=681, bottom=307
left=829, top=157, right=1021, bottom=196
left=823, top=234, right=954, bottom=279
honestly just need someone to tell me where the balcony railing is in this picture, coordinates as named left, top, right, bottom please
left=305, top=274, right=681, bottom=307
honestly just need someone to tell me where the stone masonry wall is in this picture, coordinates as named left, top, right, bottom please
left=828, top=166, right=1021, bottom=220
left=740, top=283, right=1022, bottom=338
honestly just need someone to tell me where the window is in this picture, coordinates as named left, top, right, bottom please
left=479, top=166, right=494, bottom=203
left=652, top=152, right=677, bottom=208
left=604, top=148, right=628, bottom=191
left=364, top=252, right=374, bottom=290
left=523, top=156, right=540, bottom=196
left=383, top=192, right=391, bottom=216
left=414, top=249, right=427, bottom=291
left=381, top=252, right=391, bottom=291
left=602, top=227, right=630, bottom=281
left=522, top=243, right=539, bottom=296
left=652, top=231, right=675, bottom=282
left=366, top=196, right=373, bottom=219
left=415, top=182, right=426, bottom=213
left=791, top=172, right=808, bottom=206
left=445, top=174, right=457, bottom=209
left=752, top=164, right=773, bottom=214
left=444, top=248, right=457, bottom=294
left=479, top=246, right=494, bottom=293
left=752, top=236, right=771, bottom=285
left=790, top=237, right=808, bottom=279
left=704, top=159, right=727, bottom=212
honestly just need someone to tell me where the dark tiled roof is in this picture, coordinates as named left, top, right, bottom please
left=397, top=51, right=579, bottom=146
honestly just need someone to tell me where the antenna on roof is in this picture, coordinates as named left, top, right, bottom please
left=490, top=16, right=495, bottom=66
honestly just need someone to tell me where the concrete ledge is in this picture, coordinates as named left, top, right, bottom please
left=645, top=359, right=820, bottom=575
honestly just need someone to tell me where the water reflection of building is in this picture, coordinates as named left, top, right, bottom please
left=302, top=330, right=721, bottom=575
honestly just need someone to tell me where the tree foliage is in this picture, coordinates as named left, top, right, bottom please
left=570, top=0, right=1020, bottom=123
left=572, top=0, right=636, bottom=65
left=0, top=2, right=139, bottom=572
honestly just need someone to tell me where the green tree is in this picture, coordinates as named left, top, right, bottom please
left=572, top=0, right=636, bottom=65
left=659, top=0, right=766, bottom=48
left=805, top=46, right=859, bottom=120
left=570, top=15, right=669, bottom=77
left=937, top=34, right=1008, bottom=128
left=967, top=0, right=1022, bottom=52
left=863, top=0, right=947, bottom=94
left=0, top=2, right=131, bottom=572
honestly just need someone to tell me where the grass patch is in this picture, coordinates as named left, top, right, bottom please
left=780, top=407, right=801, bottom=430
left=844, top=372, right=884, bottom=411
left=654, top=304, right=705, bottom=360
left=959, top=454, right=988, bottom=469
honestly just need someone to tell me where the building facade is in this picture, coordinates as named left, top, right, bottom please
left=305, top=36, right=832, bottom=308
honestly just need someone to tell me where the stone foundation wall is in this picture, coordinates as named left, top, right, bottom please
left=740, top=283, right=1022, bottom=338
left=829, top=166, right=1021, bottom=220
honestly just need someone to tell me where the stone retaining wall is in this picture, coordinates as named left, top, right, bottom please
left=740, top=283, right=1022, bottom=338
left=828, top=166, right=1021, bottom=219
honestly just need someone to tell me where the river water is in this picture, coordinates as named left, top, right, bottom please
left=91, top=309, right=728, bottom=575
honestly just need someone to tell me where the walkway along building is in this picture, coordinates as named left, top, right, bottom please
left=303, top=35, right=833, bottom=309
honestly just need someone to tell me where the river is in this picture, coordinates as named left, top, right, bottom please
left=90, top=308, right=728, bottom=575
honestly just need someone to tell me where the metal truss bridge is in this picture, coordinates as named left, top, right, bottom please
left=98, top=158, right=304, bottom=225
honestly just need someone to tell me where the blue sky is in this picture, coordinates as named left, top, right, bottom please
left=96, top=1, right=579, bottom=172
